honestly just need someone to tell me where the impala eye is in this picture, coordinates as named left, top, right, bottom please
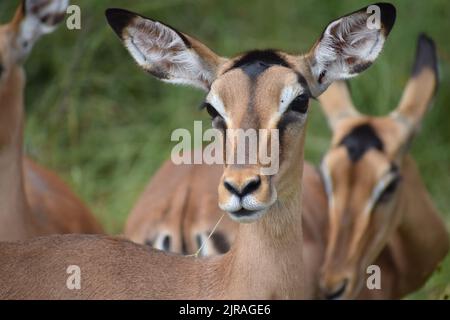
left=0, top=63, right=4, bottom=77
left=202, top=102, right=220, bottom=119
left=202, top=102, right=226, bottom=130
left=378, top=176, right=401, bottom=203
left=288, top=94, right=309, bottom=113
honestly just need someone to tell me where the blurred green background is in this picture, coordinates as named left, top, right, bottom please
left=0, top=0, right=449, bottom=299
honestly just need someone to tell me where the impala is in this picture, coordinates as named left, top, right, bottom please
left=318, top=34, right=449, bottom=299
left=0, top=3, right=395, bottom=299
left=127, top=34, right=449, bottom=300
left=0, top=0, right=102, bottom=241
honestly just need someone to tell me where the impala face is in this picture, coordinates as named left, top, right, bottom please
left=106, top=4, right=395, bottom=223
left=211, top=54, right=311, bottom=222
left=318, top=35, right=439, bottom=299
left=320, top=117, right=405, bottom=299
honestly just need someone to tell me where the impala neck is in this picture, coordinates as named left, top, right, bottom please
left=222, top=137, right=305, bottom=299
left=0, top=66, right=34, bottom=241
left=391, top=155, right=449, bottom=293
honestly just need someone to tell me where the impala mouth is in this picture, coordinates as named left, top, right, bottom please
left=227, top=208, right=267, bottom=223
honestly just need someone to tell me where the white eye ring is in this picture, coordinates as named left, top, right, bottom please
left=205, top=93, right=228, bottom=121
left=320, top=161, right=333, bottom=198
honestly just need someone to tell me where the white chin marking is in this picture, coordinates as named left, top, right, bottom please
left=241, top=195, right=264, bottom=211
left=228, top=209, right=267, bottom=223
left=219, top=194, right=241, bottom=212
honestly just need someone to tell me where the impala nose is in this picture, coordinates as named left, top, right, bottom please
left=223, top=176, right=261, bottom=198
left=324, top=279, right=348, bottom=300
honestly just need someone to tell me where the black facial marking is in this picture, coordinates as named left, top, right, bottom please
left=227, top=50, right=290, bottom=78
left=210, top=231, right=230, bottom=254
left=339, top=124, right=384, bottom=162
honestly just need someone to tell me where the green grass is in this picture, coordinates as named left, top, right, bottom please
left=0, top=0, right=449, bottom=299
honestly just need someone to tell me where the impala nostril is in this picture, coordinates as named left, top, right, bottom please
left=241, top=176, right=261, bottom=196
left=224, top=180, right=240, bottom=197
left=224, top=177, right=261, bottom=198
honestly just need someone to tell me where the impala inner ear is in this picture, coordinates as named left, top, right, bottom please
left=306, top=3, right=396, bottom=96
left=105, top=8, right=227, bottom=91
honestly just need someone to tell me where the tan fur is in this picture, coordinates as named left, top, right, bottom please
left=23, top=157, right=103, bottom=234
left=0, top=1, right=102, bottom=241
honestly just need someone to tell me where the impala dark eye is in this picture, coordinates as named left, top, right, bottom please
left=0, top=63, right=4, bottom=76
left=202, top=102, right=226, bottom=130
left=378, top=176, right=401, bottom=203
left=203, top=102, right=220, bottom=119
left=288, top=94, right=309, bottom=113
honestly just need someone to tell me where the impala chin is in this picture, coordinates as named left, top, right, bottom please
left=220, top=192, right=277, bottom=223
left=228, top=208, right=267, bottom=223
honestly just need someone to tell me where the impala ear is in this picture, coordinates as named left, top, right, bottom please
left=12, top=0, right=68, bottom=62
left=306, top=2, right=396, bottom=96
left=390, top=34, right=439, bottom=137
left=318, top=81, right=360, bottom=130
left=105, top=8, right=227, bottom=91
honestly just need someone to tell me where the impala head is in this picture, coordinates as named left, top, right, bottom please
left=0, top=0, right=68, bottom=90
left=318, top=34, right=439, bottom=299
left=106, top=3, right=395, bottom=223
